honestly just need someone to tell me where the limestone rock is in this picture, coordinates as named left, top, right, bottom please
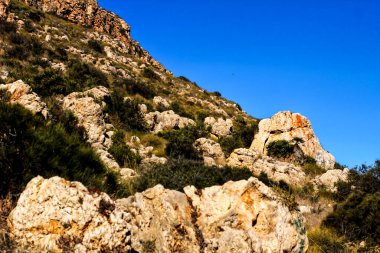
left=227, top=148, right=307, bottom=187
left=0, top=0, right=9, bottom=20
left=251, top=111, right=335, bottom=169
left=0, top=80, right=48, bottom=118
left=194, top=138, right=226, bottom=167
left=9, top=176, right=308, bottom=252
left=7, top=176, right=133, bottom=252
left=153, top=96, right=170, bottom=109
left=204, top=117, right=233, bottom=138
left=22, top=0, right=167, bottom=72
left=184, top=177, right=308, bottom=253
left=313, top=168, right=350, bottom=192
left=145, top=110, right=195, bottom=133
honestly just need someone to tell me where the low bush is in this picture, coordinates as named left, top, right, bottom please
left=114, top=78, right=157, bottom=99
left=127, top=159, right=254, bottom=195
left=108, top=130, right=141, bottom=169
left=159, top=124, right=209, bottom=160
left=307, top=228, right=347, bottom=253
left=170, top=101, right=194, bottom=119
left=87, top=39, right=104, bottom=53
left=0, top=102, right=118, bottom=196
left=142, top=67, right=160, bottom=80
left=177, top=76, right=191, bottom=82
left=302, top=156, right=325, bottom=176
left=0, top=20, right=17, bottom=33
left=104, top=92, right=148, bottom=132
left=266, top=140, right=294, bottom=158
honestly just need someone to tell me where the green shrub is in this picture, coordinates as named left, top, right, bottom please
left=308, top=228, right=347, bottom=253
left=127, top=159, right=254, bottom=195
left=170, top=101, right=194, bottom=119
left=87, top=39, right=104, bottom=53
left=219, top=119, right=257, bottom=154
left=178, top=76, right=191, bottom=82
left=142, top=67, right=160, bottom=80
left=27, top=68, right=67, bottom=96
left=104, top=92, right=148, bottom=132
left=5, top=33, right=43, bottom=59
left=159, top=124, right=209, bottom=160
left=0, top=102, right=118, bottom=196
left=114, top=78, right=157, bottom=99
left=108, top=130, right=141, bottom=169
left=266, top=140, right=295, bottom=158
left=212, top=91, right=222, bottom=97
left=0, top=20, right=17, bottom=33
left=302, top=156, right=325, bottom=176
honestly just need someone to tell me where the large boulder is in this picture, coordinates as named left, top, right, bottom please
left=194, top=138, right=226, bottom=167
left=313, top=168, right=350, bottom=192
left=0, top=0, right=9, bottom=19
left=144, top=110, right=195, bottom=133
left=0, top=80, right=48, bottom=118
left=251, top=111, right=335, bottom=170
left=8, top=176, right=308, bottom=252
left=204, top=117, right=233, bottom=138
left=227, top=148, right=307, bottom=187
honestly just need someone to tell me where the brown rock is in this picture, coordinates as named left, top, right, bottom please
left=0, top=0, right=10, bottom=20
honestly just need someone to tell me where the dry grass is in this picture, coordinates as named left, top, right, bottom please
left=0, top=193, right=17, bottom=252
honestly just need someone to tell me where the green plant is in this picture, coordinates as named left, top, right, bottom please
left=108, top=130, right=141, bottom=169
left=87, top=39, right=104, bottom=53
left=302, top=157, right=325, bottom=176
left=266, top=140, right=294, bottom=158
left=170, top=101, right=194, bottom=119
left=158, top=124, right=209, bottom=160
left=114, top=78, right=157, bottom=99
left=142, top=67, right=160, bottom=80
left=127, top=159, right=254, bottom=195
left=307, top=228, right=347, bottom=253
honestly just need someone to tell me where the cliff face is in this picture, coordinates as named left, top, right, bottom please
left=21, top=0, right=167, bottom=72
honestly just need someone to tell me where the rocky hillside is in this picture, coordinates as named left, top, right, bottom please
left=0, top=0, right=379, bottom=252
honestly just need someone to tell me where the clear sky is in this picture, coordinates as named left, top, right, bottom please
left=98, top=0, right=380, bottom=168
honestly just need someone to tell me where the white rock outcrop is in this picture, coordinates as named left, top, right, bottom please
left=0, top=80, right=48, bottom=118
left=251, top=111, right=335, bottom=170
left=227, top=148, right=307, bottom=187
left=313, top=168, right=350, bottom=192
left=8, top=176, right=308, bottom=252
left=144, top=110, right=195, bottom=133
left=204, top=117, right=233, bottom=138
left=153, top=96, right=170, bottom=109
left=0, top=0, right=9, bottom=19
left=194, top=138, right=226, bottom=167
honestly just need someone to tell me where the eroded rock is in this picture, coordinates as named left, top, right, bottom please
left=227, top=148, right=307, bottom=187
left=204, top=117, right=233, bottom=138
left=251, top=111, right=335, bottom=169
left=0, top=0, right=9, bottom=20
left=8, top=176, right=308, bottom=252
left=144, top=110, right=195, bottom=133
left=313, top=168, right=350, bottom=192
left=0, top=80, right=48, bottom=118
left=194, top=138, right=226, bottom=167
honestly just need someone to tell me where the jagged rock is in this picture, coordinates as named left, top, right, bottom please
left=153, top=96, right=170, bottom=109
left=0, top=0, right=9, bottom=19
left=8, top=176, right=308, bottom=252
left=185, top=178, right=308, bottom=252
left=7, top=176, right=133, bottom=252
left=0, top=69, right=8, bottom=80
left=0, top=80, right=48, bottom=118
left=204, top=117, right=233, bottom=138
left=22, top=0, right=167, bottom=72
left=144, top=110, right=195, bottom=133
left=227, top=148, right=307, bottom=187
left=194, top=138, right=226, bottom=167
left=313, top=168, right=350, bottom=192
left=251, top=111, right=335, bottom=170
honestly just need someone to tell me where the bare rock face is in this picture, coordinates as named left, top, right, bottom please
left=251, top=111, right=335, bottom=169
left=0, top=80, right=48, bottom=118
left=153, top=96, right=170, bottom=109
left=145, top=110, right=195, bottom=133
left=8, top=176, right=308, bottom=252
left=227, top=148, right=307, bottom=187
left=7, top=176, right=133, bottom=252
left=185, top=178, right=308, bottom=253
left=0, top=0, right=9, bottom=19
left=194, top=138, right=226, bottom=167
left=22, top=0, right=166, bottom=72
left=313, top=168, right=350, bottom=192
left=204, top=117, right=233, bottom=138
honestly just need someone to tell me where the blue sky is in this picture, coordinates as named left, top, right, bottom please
left=98, top=0, right=380, bottom=168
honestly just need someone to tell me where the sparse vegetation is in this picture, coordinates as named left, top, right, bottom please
left=108, top=130, right=141, bottom=169
left=266, top=140, right=295, bottom=158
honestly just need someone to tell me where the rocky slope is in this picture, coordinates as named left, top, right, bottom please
left=8, top=176, right=308, bottom=252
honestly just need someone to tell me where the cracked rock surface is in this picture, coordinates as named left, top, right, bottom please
left=8, top=176, right=308, bottom=252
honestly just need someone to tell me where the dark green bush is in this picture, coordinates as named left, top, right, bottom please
left=27, top=68, right=67, bottom=96
left=302, top=156, right=325, bottom=176
left=88, top=39, right=104, bottom=53
left=114, top=78, right=157, bottom=99
left=308, top=228, right=348, bottom=253
left=108, top=130, right=141, bottom=169
left=0, top=102, right=118, bottom=196
left=128, top=159, right=254, bottom=194
left=170, top=101, right=194, bottom=119
left=104, top=92, right=148, bottom=132
left=266, top=140, right=295, bottom=158
left=142, top=67, right=160, bottom=80
left=212, top=91, right=222, bottom=97
left=219, top=119, right=257, bottom=154
left=159, top=124, right=209, bottom=160
left=5, top=33, right=43, bottom=59
left=178, top=76, right=191, bottom=82
left=0, top=20, right=17, bottom=33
